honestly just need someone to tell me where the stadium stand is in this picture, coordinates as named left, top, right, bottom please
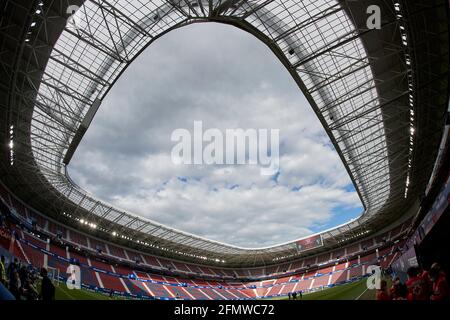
left=68, top=231, right=88, bottom=248
left=2, top=224, right=399, bottom=300
left=107, top=244, right=127, bottom=260
left=0, top=179, right=436, bottom=300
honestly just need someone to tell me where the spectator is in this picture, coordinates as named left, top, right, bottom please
left=390, top=277, right=401, bottom=298
left=392, top=282, right=408, bottom=300
left=376, top=280, right=390, bottom=300
left=9, top=270, right=21, bottom=299
left=429, top=263, right=449, bottom=301
left=6, top=258, right=18, bottom=281
left=19, top=265, right=28, bottom=288
left=40, top=268, right=55, bottom=301
left=22, top=272, right=38, bottom=300
left=7, top=258, right=19, bottom=297
left=405, top=266, right=428, bottom=300
left=420, top=266, right=432, bottom=298
left=0, top=255, right=6, bottom=285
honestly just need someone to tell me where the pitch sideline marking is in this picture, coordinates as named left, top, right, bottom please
left=355, top=287, right=369, bottom=300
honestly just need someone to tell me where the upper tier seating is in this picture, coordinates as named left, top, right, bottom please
left=0, top=182, right=409, bottom=300
left=3, top=231, right=390, bottom=300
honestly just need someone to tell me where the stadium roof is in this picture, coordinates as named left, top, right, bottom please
left=0, top=0, right=448, bottom=267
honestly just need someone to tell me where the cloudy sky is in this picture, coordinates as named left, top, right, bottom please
left=69, top=23, right=363, bottom=248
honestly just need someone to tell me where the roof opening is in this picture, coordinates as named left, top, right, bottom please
left=68, top=22, right=363, bottom=248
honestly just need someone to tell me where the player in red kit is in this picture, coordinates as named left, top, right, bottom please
left=405, top=266, right=428, bottom=300
left=376, top=280, right=391, bottom=300
left=429, top=263, right=449, bottom=301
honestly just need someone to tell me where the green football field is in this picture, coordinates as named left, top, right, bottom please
left=49, top=278, right=377, bottom=300
left=37, top=282, right=125, bottom=300
left=54, top=285, right=124, bottom=300
left=265, top=278, right=379, bottom=300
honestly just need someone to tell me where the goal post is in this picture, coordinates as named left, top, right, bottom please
left=46, top=266, right=60, bottom=286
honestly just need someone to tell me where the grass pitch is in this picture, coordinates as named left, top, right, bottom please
left=49, top=278, right=377, bottom=300
left=36, top=282, right=125, bottom=300
left=267, top=279, right=377, bottom=300
left=54, top=285, right=123, bottom=300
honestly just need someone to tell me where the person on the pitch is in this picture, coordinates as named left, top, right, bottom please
left=40, top=268, right=55, bottom=301
left=405, top=266, right=428, bottom=300
left=429, top=263, right=449, bottom=301
left=376, top=280, right=390, bottom=300
left=390, top=277, right=401, bottom=298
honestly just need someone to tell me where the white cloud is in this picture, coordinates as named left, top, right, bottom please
left=69, top=23, right=362, bottom=247
left=110, top=178, right=360, bottom=247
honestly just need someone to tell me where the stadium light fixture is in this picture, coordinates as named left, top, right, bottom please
left=9, top=125, right=14, bottom=166
left=395, top=1, right=416, bottom=199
